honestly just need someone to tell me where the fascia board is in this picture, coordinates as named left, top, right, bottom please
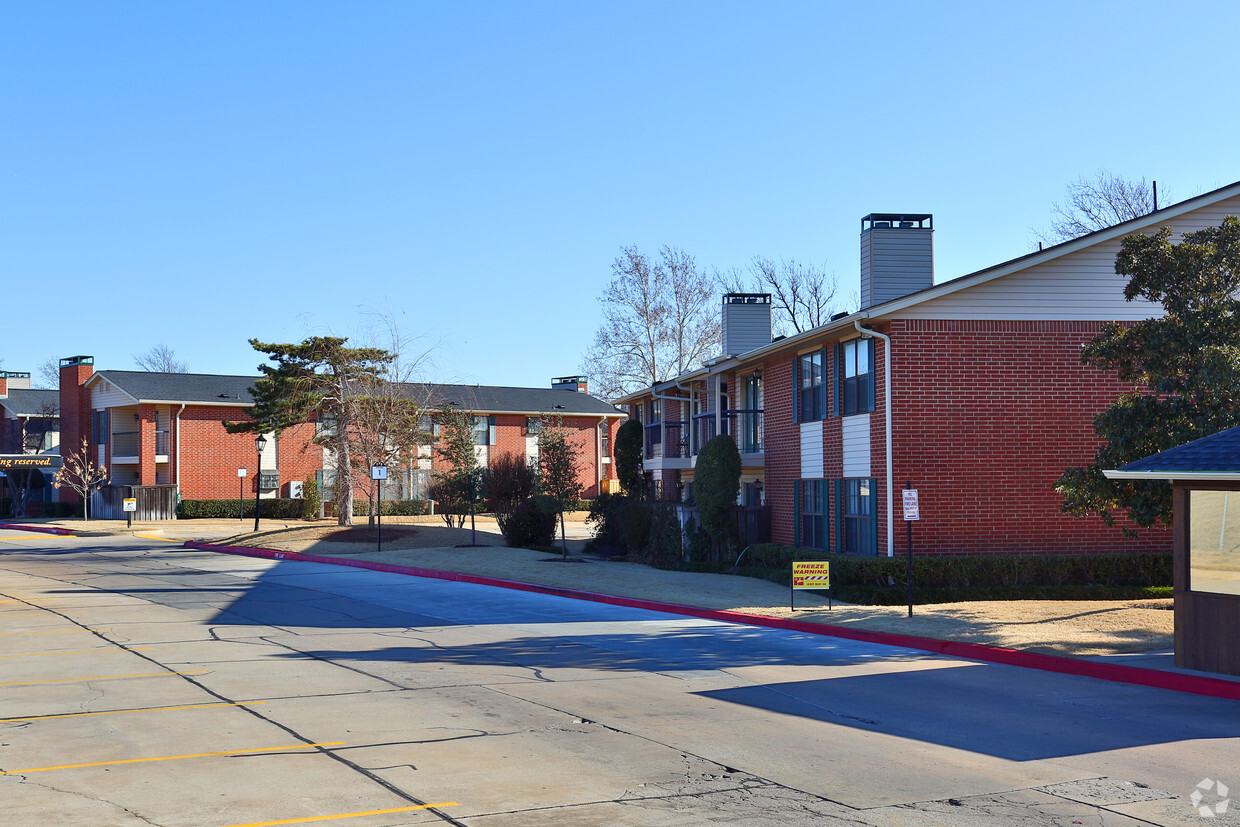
left=1103, top=469, right=1240, bottom=482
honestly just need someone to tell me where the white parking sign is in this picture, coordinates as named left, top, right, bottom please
left=902, top=489, right=920, bottom=521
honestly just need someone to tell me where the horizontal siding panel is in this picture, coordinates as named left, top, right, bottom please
left=842, top=414, right=871, bottom=477
left=897, top=196, right=1240, bottom=321
left=800, top=421, right=823, bottom=478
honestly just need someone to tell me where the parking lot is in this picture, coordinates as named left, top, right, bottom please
left=3, top=530, right=1240, bottom=826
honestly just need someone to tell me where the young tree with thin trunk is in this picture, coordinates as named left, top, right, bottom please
left=52, top=438, right=108, bottom=520
left=431, top=406, right=481, bottom=534
left=537, top=418, right=583, bottom=558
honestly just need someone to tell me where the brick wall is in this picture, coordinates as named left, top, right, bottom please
left=57, top=361, right=94, bottom=503
left=761, top=319, right=1170, bottom=556
left=176, top=408, right=322, bottom=500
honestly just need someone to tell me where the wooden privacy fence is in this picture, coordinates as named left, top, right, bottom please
left=92, top=485, right=179, bottom=521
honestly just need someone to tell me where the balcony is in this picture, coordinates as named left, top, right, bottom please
left=109, top=430, right=171, bottom=462
left=643, top=420, right=691, bottom=470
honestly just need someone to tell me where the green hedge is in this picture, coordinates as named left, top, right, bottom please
left=179, top=499, right=308, bottom=520
left=351, top=499, right=430, bottom=517
left=726, top=544, right=1173, bottom=604
left=179, top=498, right=431, bottom=520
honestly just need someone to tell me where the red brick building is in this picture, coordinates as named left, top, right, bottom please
left=619, top=182, right=1240, bottom=556
left=52, top=359, right=623, bottom=517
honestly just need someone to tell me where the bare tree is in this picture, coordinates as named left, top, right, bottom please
left=35, top=359, right=59, bottom=389
left=52, top=438, right=108, bottom=520
left=582, top=245, right=720, bottom=401
left=1037, top=172, right=1162, bottom=245
left=133, top=343, right=189, bottom=373
left=721, top=257, right=843, bottom=337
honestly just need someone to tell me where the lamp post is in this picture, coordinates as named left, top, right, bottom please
left=253, top=435, right=267, bottom=532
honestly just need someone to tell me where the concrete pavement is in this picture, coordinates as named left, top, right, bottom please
left=0, top=531, right=1238, bottom=824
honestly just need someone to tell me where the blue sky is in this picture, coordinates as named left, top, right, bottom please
left=4, top=2, right=1238, bottom=389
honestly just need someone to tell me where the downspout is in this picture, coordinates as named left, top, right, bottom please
left=174, top=403, right=186, bottom=498
left=854, top=321, right=894, bottom=557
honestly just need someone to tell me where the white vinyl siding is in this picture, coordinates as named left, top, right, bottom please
left=842, top=414, right=871, bottom=477
left=800, top=421, right=823, bottom=478
left=896, top=194, right=1240, bottom=321
left=90, top=381, right=137, bottom=410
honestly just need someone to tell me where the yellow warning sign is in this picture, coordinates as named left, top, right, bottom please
left=792, top=561, right=830, bottom=590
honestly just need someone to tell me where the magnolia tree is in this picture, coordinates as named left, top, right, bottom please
left=52, top=438, right=108, bottom=520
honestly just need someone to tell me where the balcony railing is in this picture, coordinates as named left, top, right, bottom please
left=728, top=409, right=763, bottom=454
left=110, top=430, right=171, bottom=457
left=644, top=421, right=688, bottom=459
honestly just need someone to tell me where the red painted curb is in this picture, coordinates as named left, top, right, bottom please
left=0, top=523, right=75, bottom=536
left=181, top=540, right=1240, bottom=703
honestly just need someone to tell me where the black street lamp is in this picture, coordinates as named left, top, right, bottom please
left=253, top=434, right=267, bottom=532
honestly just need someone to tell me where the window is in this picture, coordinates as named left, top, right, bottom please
left=796, top=479, right=826, bottom=549
left=1189, top=490, right=1240, bottom=596
left=92, top=410, right=109, bottom=444
left=838, top=478, right=876, bottom=555
left=794, top=350, right=825, bottom=422
left=600, top=431, right=610, bottom=458
left=838, top=338, right=875, bottom=416
left=473, top=415, right=497, bottom=446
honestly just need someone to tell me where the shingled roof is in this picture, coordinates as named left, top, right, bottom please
left=1105, top=425, right=1240, bottom=482
left=91, top=371, right=259, bottom=405
left=86, top=372, right=623, bottom=417
left=0, top=388, right=59, bottom=417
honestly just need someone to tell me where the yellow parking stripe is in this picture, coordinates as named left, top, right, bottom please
left=0, top=629, right=114, bottom=636
left=225, top=803, right=461, bottom=827
left=0, top=701, right=265, bottom=724
left=0, top=648, right=156, bottom=659
left=0, top=671, right=206, bottom=687
left=1, top=741, right=344, bottom=774
left=136, top=534, right=179, bottom=542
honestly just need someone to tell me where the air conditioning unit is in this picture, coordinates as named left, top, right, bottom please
left=286, top=480, right=304, bottom=499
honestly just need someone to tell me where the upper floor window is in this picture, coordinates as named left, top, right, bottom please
left=92, top=410, right=109, bottom=445
left=838, top=338, right=875, bottom=416
left=795, top=350, right=825, bottom=422
left=473, top=415, right=497, bottom=446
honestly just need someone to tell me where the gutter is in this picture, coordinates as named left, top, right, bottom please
left=855, top=321, right=894, bottom=557
left=175, top=403, right=186, bottom=494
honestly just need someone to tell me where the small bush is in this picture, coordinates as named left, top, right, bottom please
left=503, top=496, right=557, bottom=548
left=302, top=475, right=322, bottom=521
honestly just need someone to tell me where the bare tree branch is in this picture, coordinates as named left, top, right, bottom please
left=133, top=343, right=189, bottom=373
left=1036, top=172, right=1163, bottom=245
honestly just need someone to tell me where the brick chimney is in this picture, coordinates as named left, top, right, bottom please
left=58, top=356, right=95, bottom=468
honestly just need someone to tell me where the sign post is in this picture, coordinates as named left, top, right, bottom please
left=123, top=497, right=137, bottom=529
left=902, top=483, right=920, bottom=617
left=371, top=465, right=388, bottom=552
left=237, top=468, right=247, bottom=521
left=791, top=561, right=831, bottom=611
